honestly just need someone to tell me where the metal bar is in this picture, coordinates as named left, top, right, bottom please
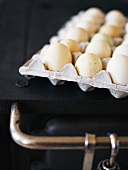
left=109, top=134, right=119, bottom=167
left=10, top=103, right=128, bottom=150
left=82, top=150, right=95, bottom=170
left=82, top=134, right=96, bottom=170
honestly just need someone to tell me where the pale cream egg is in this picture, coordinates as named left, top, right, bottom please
left=105, top=19, right=125, bottom=37
left=112, top=45, right=128, bottom=57
left=99, top=24, right=120, bottom=38
left=76, top=21, right=98, bottom=35
left=44, top=43, right=72, bottom=71
left=75, top=53, right=102, bottom=78
left=84, top=7, right=105, bottom=19
left=80, top=15, right=101, bottom=27
left=59, top=39, right=80, bottom=53
left=66, top=27, right=89, bottom=43
left=91, top=33, right=114, bottom=47
left=105, top=19, right=125, bottom=30
left=82, top=7, right=105, bottom=24
left=107, top=54, right=128, bottom=85
left=105, top=10, right=126, bottom=23
left=86, top=40, right=111, bottom=59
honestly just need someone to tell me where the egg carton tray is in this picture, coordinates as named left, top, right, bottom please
left=19, top=11, right=128, bottom=99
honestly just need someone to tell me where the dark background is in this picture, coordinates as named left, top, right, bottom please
left=0, top=0, right=128, bottom=170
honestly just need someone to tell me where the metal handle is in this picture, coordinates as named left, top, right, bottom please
left=109, top=134, right=119, bottom=167
left=97, top=134, right=120, bottom=170
left=10, top=103, right=128, bottom=150
left=82, top=134, right=96, bottom=170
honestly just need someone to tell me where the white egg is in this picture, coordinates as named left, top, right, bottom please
left=76, top=21, right=98, bottom=35
left=106, top=19, right=125, bottom=30
left=66, top=27, right=89, bottom=43
left=112, top=45, right=128, bottom=57
left=84, top=7, right=105, bottom=19
left=107, top=54, right=128, bottom=85
left=44, top=43, right=72, bottom=71
left=91, top=33, right=114, bottom=47
left=86, top=40, right=111, bottom=59
left=82, top=7, right=105, bottom=24
left=80, top=15, right=101, bottom=26
left=59, top=39, right=80, bottom=53
left=99, top=24, right=120, bottom=38
left=75, top=53, right=102, bottom=78
left=105, top=10, right=126, bottom=23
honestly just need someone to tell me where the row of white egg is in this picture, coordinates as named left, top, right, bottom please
left=61, top=8, right=127, bottom=41
left=39, top=8, right=128, bottom=86
left=42, top=42, right=128, bottom=86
